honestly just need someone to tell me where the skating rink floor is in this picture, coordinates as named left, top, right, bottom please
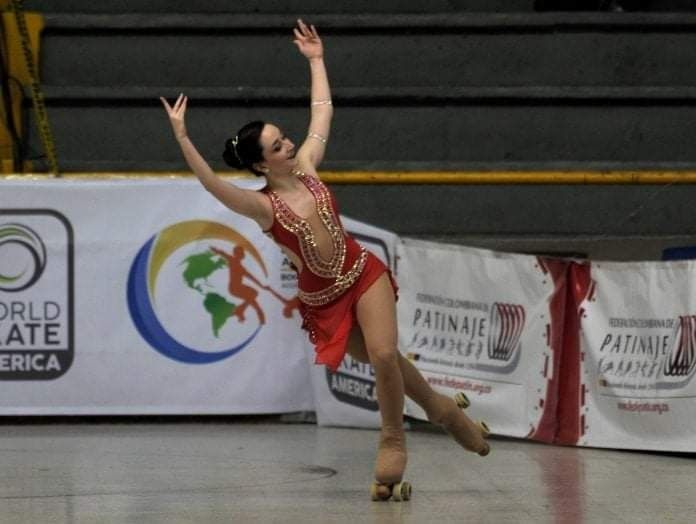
left=0, top=419, right=693, bottom=523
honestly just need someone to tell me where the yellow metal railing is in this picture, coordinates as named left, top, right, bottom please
left=319, top=171, right=696, bottom=184
left=0, top=5, right=45, bottom=173
left=4, top=170, right=696, bottom=184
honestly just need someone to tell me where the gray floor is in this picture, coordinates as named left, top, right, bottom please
left=0, top=421, right=693, bottom=524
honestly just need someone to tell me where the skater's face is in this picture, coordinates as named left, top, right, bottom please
left=257, top=124, right=297, bottom=174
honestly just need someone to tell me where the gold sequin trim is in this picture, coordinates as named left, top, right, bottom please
left=268, top=173, right=346, bottom=279
left=298, top=248, right=368, bottom=306
left=267, top=173, right=366, bottom=306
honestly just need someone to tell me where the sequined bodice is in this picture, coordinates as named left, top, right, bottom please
left=263, top=173, right=367, bottom=306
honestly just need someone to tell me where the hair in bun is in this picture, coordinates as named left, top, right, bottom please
left=222, top=120, right=266, bottom=176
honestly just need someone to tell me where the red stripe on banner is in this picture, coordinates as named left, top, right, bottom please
left=502, top=304, right=512, bottom=359
left=513, top=305, right=525, bottom=355
left=498, top=304, right=508, bottom=359
left=531, top=257, right=570, bottom=443
left=580, top=414, right=586, bottom=436
left=543, top=355, right=549, bottom=378
left=546, top=323, right=551, bottom=346
left=555, top=262, right=593, bottom=446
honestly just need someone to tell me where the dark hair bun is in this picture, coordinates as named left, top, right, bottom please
left=222, top=121, right=266, bottom=176
left=223, top=138, right=244, bottom=169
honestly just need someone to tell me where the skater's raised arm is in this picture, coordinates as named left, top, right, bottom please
left=161, top=94, right=272, bottom=229
left=293, top=20, right=333, bottom=171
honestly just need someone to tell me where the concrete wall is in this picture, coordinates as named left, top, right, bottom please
left=13, top=6, right=696, bottom=259
left=331, top=184, right=696, bottom=260
left=27, top=13, right=696, bottom=172
left=24, top=1, right=534, bottom=14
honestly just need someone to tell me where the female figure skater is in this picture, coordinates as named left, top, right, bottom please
left=161, top=20, right=489, bottom=501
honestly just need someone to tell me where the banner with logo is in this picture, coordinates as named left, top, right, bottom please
left=564, top=260, right=696, bottom=452
left=308, top=216, right=397, bottom=428
left=396, top=238, right=568, bottom=441
left=4, top=178, right=696, bottom=453
left=0, top=179, right=314, bottom=414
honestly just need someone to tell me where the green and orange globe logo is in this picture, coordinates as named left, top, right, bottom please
left=127, top=220, right=275, bottom=364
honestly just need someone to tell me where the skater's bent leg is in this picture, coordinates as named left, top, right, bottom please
left=347, top=325, right=447, bottom=423
left=348, top=326, right=448, bottom=424
left=350, top=286, right=488, bottom=456
left=399, top=351, right=489, bottom=454
left=397, top=353, right=452, bottom=424
left=349, top=304, right=488, bottom=456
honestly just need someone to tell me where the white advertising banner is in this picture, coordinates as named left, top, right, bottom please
left=6, top=178, right=696, bottom=453
left=308, top=216, right=397, bottom=428
left=0, top=178, right=313, bottom=415
left=396, top=238, right=567, bottom=440
left=574, top=260, right=696, bottom=452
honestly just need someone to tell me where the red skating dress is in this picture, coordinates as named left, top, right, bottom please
left=262, top=172, right=398, bottom=372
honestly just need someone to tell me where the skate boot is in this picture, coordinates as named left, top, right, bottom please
left=429, top=391, right=490, bottom=456
left=370, top=430, right=411, bottom=501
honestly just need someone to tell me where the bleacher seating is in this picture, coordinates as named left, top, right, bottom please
left=12, top=0, right=696, bottom=259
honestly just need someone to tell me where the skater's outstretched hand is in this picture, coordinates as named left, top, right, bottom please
left=160, top=94, right=273, bottom=230
left=160, top=93, right=188, bottom=141
left=293, top=19, right=322, bottom=60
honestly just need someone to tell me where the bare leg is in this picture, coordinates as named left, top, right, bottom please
left=355, top=273, right=407, bottom=489
left=398, top=354, right=489, bottom=455
left=348, top=324, right=489, bottom=456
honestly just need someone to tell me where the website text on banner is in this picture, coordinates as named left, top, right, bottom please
left=396, top=238, right=568, bottom=442
left=566, top=260, right=696, bottom=452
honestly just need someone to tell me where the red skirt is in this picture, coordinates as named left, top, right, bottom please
left=299, top=251, right=398, bottom=372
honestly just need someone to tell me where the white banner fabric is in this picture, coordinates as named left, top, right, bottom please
left=396, top=238, right=564, bottom=439
left=0, top=178, right=314, bottom=415
left=577, top=260, right=696, bottom=452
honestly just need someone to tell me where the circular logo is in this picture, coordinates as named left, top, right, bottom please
left=0, top=223, right=47, bottom=292
left=127, top=220, right=269, bottom=364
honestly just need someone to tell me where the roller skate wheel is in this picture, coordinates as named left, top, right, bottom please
left=392, top=481, right=412, bottom=501
left=370, top=482, right=392, bottom=501
left=454, top=392, right=470, bottom=409
left=479, top=420, right=491, bottom=438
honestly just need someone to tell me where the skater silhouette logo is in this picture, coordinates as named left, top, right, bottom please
left=127, top=219, right=299, bottom=364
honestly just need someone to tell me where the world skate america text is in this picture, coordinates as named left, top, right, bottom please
left=0, top=301, right=62, bottom=347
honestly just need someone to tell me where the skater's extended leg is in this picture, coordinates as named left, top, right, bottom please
left=348, top=325, right=489, bottom=456
left=398, top=355, right=489, bottom=455
left=348, top=331, right=443, bottom=416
